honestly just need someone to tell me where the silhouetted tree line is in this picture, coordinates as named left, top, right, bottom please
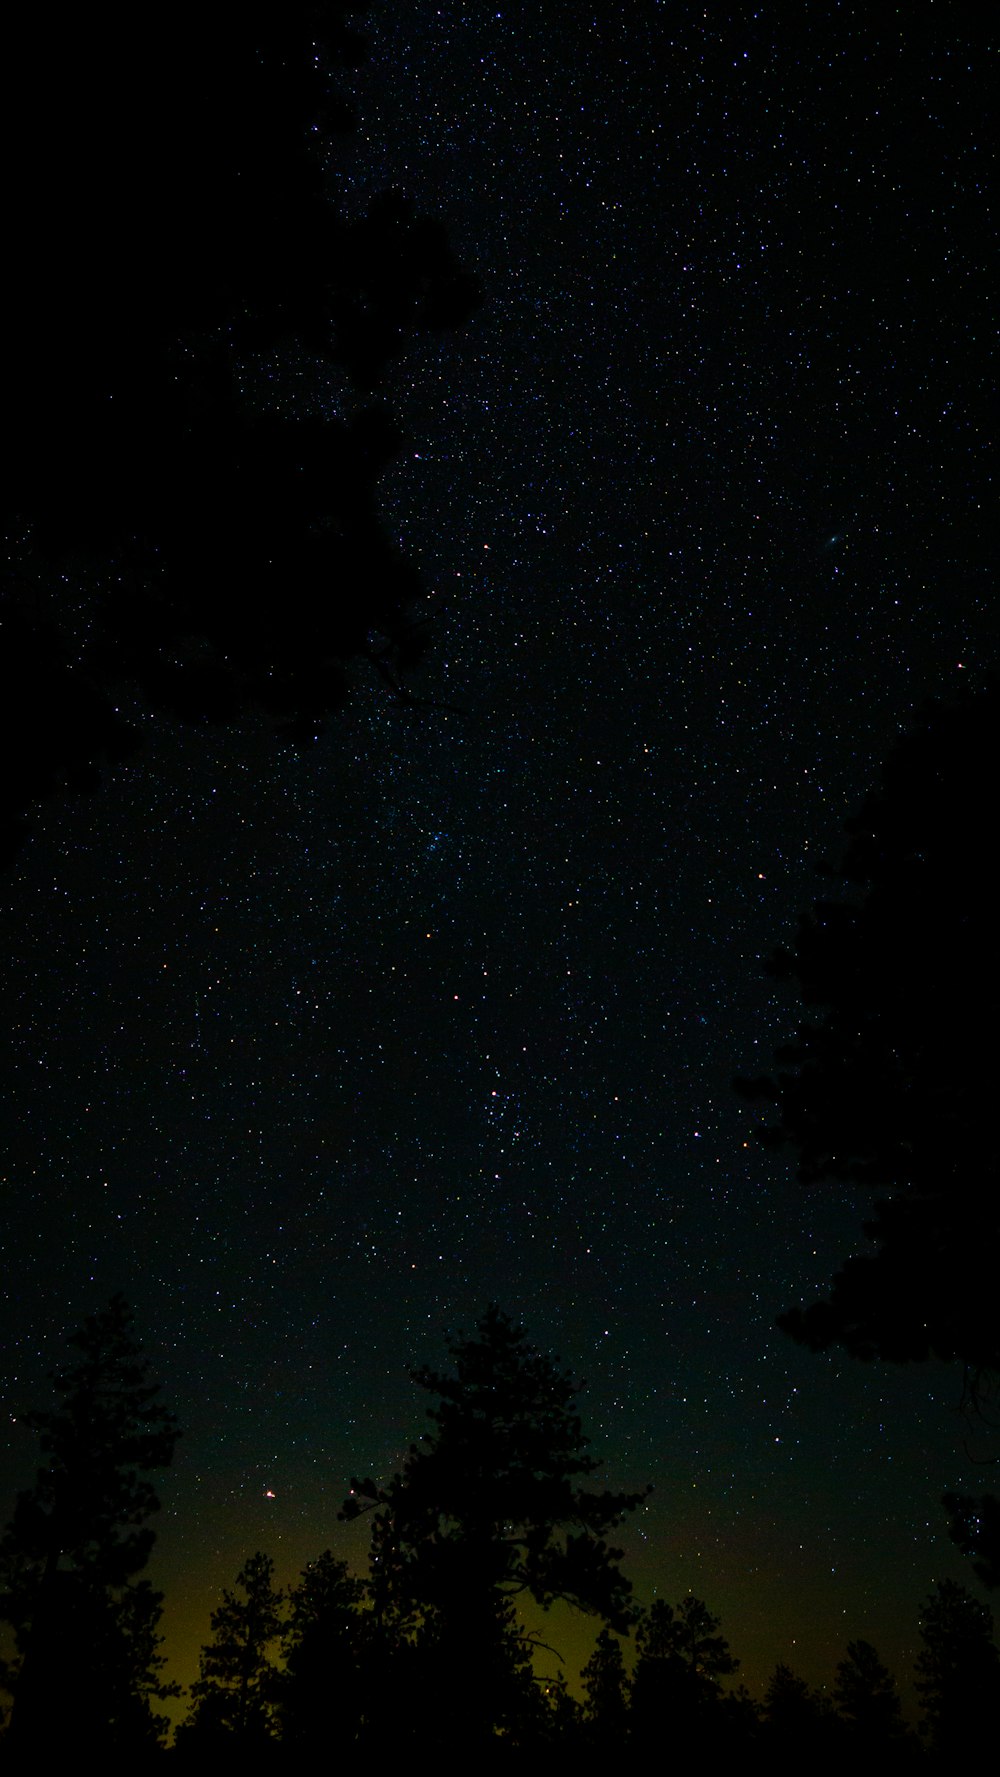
left=2, top=1300, right=998, bottom=1764
left=1, top=5, right=482, bottom=864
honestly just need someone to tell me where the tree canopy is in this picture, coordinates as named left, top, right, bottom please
left=915, top=1579, right=1000, bottom=1756
left=0, top=1302, right=980, bottom=1756
left=580, top=1625, right=630, bottom=1747
left=739, top=680, right=1000, bottom=1589
left=1, top=6, right=481, bottom=863
left=0, top=1296, right=178, bottom=1591
left=182, top=1552, right=285, bottom=1748
left=0, top=1296, right=179, bottom=1752
left=280, top=1551, right=369, bottom=1753
left=342, top=1304, right=649, bottom=1629
left=833, top=1637, right=906, bottom=1747
left=340, top=1304, right=650, bottom=1748
left=739, top=680, right=999, bottom=1379
left=631, top=1594, right=739, bottom=1754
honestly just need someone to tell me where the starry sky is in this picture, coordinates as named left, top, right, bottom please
left=1, top=0, right=996, bottom=1716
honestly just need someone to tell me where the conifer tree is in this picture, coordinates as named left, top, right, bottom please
left=281, top=1550, right=367, bottom=1752
left=762, top=1662, right=835, bottom=1756
left=916, top=1578, right=1000, bottom=1757
left=341, top=1305, right=649, bottom=1749
left=581, top=1625, right=630, bottom=1748
left=184, top=1552, right=285, bottom=1746
left=834, top=1638, right=907, bottom=1748
left=741, top=683, right=1000, bottom=1380
left=0, top=1295, right=179, bottom=1752
left=631, top=1594, right=738, bottom=1752
left=535, top=1670, right=584, bottom=1749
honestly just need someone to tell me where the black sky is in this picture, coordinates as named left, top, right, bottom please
left=1, top=0, right=996, bottom=1711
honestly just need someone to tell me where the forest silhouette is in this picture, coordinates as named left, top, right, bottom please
left=1, top=1298, right=997, bottom=1762
left=3, top=3, right=997, bottom=1761
left=0, top=5, right=481, bottom=866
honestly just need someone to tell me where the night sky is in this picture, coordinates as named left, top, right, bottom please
left=1, top=0, right=995, bottom=1717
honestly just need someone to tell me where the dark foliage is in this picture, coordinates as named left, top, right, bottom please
left=915, top=1578, right=1000, bottom=1756
left=8, top=1304, right=984, bottom=1759
left=630, top=1594, right=739, bottom=1755
left=580, top=1625, right=630, bottom=1749
left=280, top=1550, right=367, bottom=1752
left=1, top=6, right=481, bottom=862
left=340, top=1303, right=650, bottom=1749
left=762, top=1661, right=836, bottom=1759
left=833, top=1638, right=909, bottom=1750
left=0, top=1296, right=179, bottom=1752
left=342, top=1305, right=650, bottom=1623
left=534, top=1670, right=585, bottom=1749
left=181, top=1552, right=285, bottom=1748
left=739, top=681, right=1000, bottom=1378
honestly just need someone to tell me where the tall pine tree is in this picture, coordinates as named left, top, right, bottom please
left=916, top=1579, right=1000, bottom=1757
left=341, top=1305, right=649, bottom=1750
left=0, top=1295, right=179, bottom=1753
left=183, top=1552, right=285, bottom=1748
